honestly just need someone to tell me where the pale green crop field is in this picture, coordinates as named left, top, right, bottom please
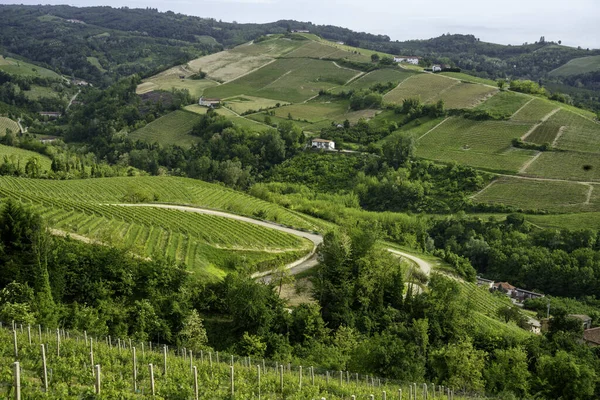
left=383, top=73, right=457, bottom=104
left=433, top=82, right=497, bottom=109
left=476, top=91, right=531, bottom=117
left=0, top=117, right=20, bottom=135
left=136, top=74, right=218, bottom=97
left=524, top=151, right=600, bottom=182
left=346, top=68, right=415, bottom=91
left=526, top=122, right=561, bottom=145
left=474, top=177, right=594, bottom=212
left=440, top=72, right=497, bottom=86
left=128, top=110, right=202, bottom=148
left=86, top=56, right=106, bottom=72
left=550, top=110, right=600, bottom=153
left=223, top=95, right=287, bottom=114
left=203, top=58, right=359, bottom=103
left=0, top=55, right=61, bottom=79
left=416, top=117, right=535, bottom=173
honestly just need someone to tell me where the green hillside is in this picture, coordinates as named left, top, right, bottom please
left=129, top=110, right=203, bottom=148
left=0, top=55, right=62, bottom=79
left=0, top=117, right=20, bottom=135
left=549, top=55, right=600, bottom=76
left=0, top=144, right=53, bottom=171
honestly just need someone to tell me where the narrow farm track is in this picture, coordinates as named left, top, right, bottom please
left=222, top=58, right=277, bottom=84
left=520, top=108, right=560, bottom=141
left=108, top=204, right=435, bottom=281
left=418, top=117, right=450, bottom=140
left=518, top=151, right=542, bottom=174
left=510, top=98, right=535, bottom=119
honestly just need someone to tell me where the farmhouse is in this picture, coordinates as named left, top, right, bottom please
left=292, top=29, right=310, bottom=33
left=514, top=287, right=545, bottom=302
left=38, top=111, right=62, bottom=119
left=311, top=138, right=335, bottom=150
left=393, top=56, right=420, bottom=65
left=570, top=314, right=593, bottom=330
left=432, top=65, right=442, bottom=72
left=476, top=276, right=494, bottom=289
left=72, top=79, right=90, bottom=86
left=492, top=282, right=516, bottom=296
left=198, top=97, right=221, bottom=107
left=583, top=327, right=600, bottom=347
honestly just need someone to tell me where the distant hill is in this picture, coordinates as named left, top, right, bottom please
left=549, top=55, right=600, bottom=77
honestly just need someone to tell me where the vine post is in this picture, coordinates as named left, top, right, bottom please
left=149, top=363, right=155, bottom=395
left=132, top=347, right=137, bottom=392
left=13, top=361, right=21, bottom=400
left=41, top=344, right=48, bottom=392
left=193, top=366, right=199, bottom=400
left=95, top=364, right=101, bottom=394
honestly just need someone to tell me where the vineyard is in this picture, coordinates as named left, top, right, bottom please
left=0, top=145, right=53, bottom=171
left=473, top=177, right=594, bottom=212
left=129, top=110, right=203, bottom=148
left=281, top=40, right=370, bottom=63
left=432, top=83, right=497, bottom=109
left=549, top=110, right=600, bottom=153
left=0, top=322, right=477, bottom=399
left=416, top=118, right=535, bottom=173
left=0, top=117, right=20, bottom=135
left=523, top=151, right=600, bottom=182
left=224, top=96, right=286, bottom=115
left=475, top=91, right=530, bottom=117
left=383, top=74, right=457, bottom=105
left=345, top=69, right=415, bottom=91
left=510, top=99, right=557, bottom=123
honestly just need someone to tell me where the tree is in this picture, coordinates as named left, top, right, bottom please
left=485, top=347, right=530, bottom=397
left=430, top=339, right=486, bottom=394
left=382, top=133, right=415, bottom=169
left=496, top=79, right=506, bottom=90
left=534, top=350, right=596, bottom=400
left=371, top=53, right=380, bottom=63
left=177, top=309, right=209, bottom=352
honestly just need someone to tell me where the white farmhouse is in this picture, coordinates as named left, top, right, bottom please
left=311, top=138, right=335, bottom=150
left=394, top=56, right=420, bottom=65
left=198, top=97, right=221, bottom=107
left=432, top=65, right=442, bottom=72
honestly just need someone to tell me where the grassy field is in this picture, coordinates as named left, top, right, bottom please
left=524, top=151, right=600, bottom=182
left=416, top=117, right=535, bottom=173
left=0, top=55, right=62, bottom=79
left=23, top=85, right=63, bottom=100
left=474, top=177, right=594, bottom=212
left=0, top=175, right=322, bottom=232
left=476, top=91, right=531, bottom=116
left=136, top=73, right=218, bottom=98
left=526, top=211, right=600, bottom=230
left=203, top=58, right=359, bottom=103
left=383, top=73, right=457, bottom=104
left=86, top=56, right=106, bottom=72
left=223, top=95, right=286, bottom=114
left=433, top=82, right=497, bottom=109
left=439, top=72, right=497, bottom=86
left=129, top=110, right=202, bottom=148
left=549, top=55, right=600, bottom=76
left=379, top=117, right=446, bottom=144
left=511, top=98, right=558, bottom=123
left=269, top=100, right=377, bottom=124
left=0, top=116, right=20, bottom=135
left=549, top=110, right=600, bottom=153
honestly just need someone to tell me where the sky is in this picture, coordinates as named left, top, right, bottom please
left=3, top=0, right=600, bottom=49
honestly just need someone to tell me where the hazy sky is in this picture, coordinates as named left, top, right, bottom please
left=3, top=0, right=600, bottom=49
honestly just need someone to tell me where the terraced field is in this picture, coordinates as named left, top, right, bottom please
left=524, top=151, right=600, bottom=182
left=345, top=68, right=415, bottom=91
left=383, top=73, right=457, bottom=104
left=203, top=58, right=359, bottom=103
left=474, top=177, right=594, bottom=212
left=476, top=91, right=531, bottom=116
left=0, top=144, right=53, bottom=171
left=0, top=175, right=323, bottom=232
left=282, top=40, right=370, bottom=62
left=0, top=116, right=20, bottom=135
left=416, top=118, right=535, bottom=173
left=128, top=110, right=202, bottom=147
left=223, top=95, right=286, bottom=114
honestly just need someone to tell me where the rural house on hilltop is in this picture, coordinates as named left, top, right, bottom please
left=311, top=138, right=335, bottom=150
left=199, top=97, right=221, bottom=107
left=393, top=56, right=420, bottom=65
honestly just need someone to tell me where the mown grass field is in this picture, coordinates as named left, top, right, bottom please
left=383, top=73, right=457, bottom=104
left=476, top=91, right=531, bottom=116
left=223, top=95, right=286, bottom=114
left=128, top=110, right=202, bottom=148
left=0, top=116, right=20, bottom=135
left=0, top=55, right=62, bottom=79
left=549, top=55, right=600, bottom=77
left=524, top=151, right=600, bottom=182
left=511, top=98, right=558, bottom=123
left=0, top=144, right=53, bottom=171
left=184, top=105, right=272, bottom=132
left=0, top=175, right=322, bottom=231
left=379, top=117, right=446, bottom=145
left=526, top=211, right=600, bottom=230
left=549, top=110, right=600, bottom=153
left=416, top=118, right=535, bottom=173
left=23, top=85, right=63, bottom=100
left=474, top=177, right=594, bottom=212
left=203, top=58, right=359, bottom=103
left=86, top=56, right=106, bottom=72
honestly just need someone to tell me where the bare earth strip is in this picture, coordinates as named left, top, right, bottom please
left=224, top=59, right=278, bottom=84
left=585, top=184, right=594, bottom=205
left=552, top=126, right=567, bottom=147
left=418, top=117, right=450, bottom=140
left=518, top=151, right=543, bottom=174
left=521, top=108, right=560, bottom=140
left=510, top=98, right=535, bottom=119
left=469, top=179, right=498, bottom=199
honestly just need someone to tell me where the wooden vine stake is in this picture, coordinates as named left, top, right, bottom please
left=189, top=350, right=193, bottom=373
left=132, top=347, right=137, bottom=393
left=38, top=324, right=42, bottom=342
left=399, top=389, right=402, bottom=400
left=149, top=364, right=155, bottom=395
left=383, top=391, right=387, bottom=400
left=94, top=364, right=101, bottom=394
left=257, top=364, right=261, bottom=400
left=230, top=365, right=235, bottom=397
left=280, top=364, right=284, bottom=393
left=193, top=366, right=199, bottom=400
left=13, top=361, right=21, bottom=400
left=56, top=328, right=60, bottom=357
left=27, top=325, right=31, bottom=345
left=41, top=344, right=48, bottom=392
left=299, top=366, right=303, bottom=390
left=90, top=338, right=95, bottom=377
left=13, top=329, right=18, bottom=358
left=163, top=345, right=167, bottom=376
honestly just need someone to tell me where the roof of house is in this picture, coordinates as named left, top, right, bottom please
left=312, top=138, right=333, bottom=143
left=570, top=314, right=592, bottom=321
left=200, top=98, right=221, bottom=102
left=494, top=282, right=516, bottom=290
left=515, top=287, right=544, bottom=296
left=583, top=327, right=600, bottom=345
left=476, top=276, right=494, bottom=283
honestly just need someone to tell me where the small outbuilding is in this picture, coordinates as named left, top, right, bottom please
left=198, top=97, right=221, bottom=107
